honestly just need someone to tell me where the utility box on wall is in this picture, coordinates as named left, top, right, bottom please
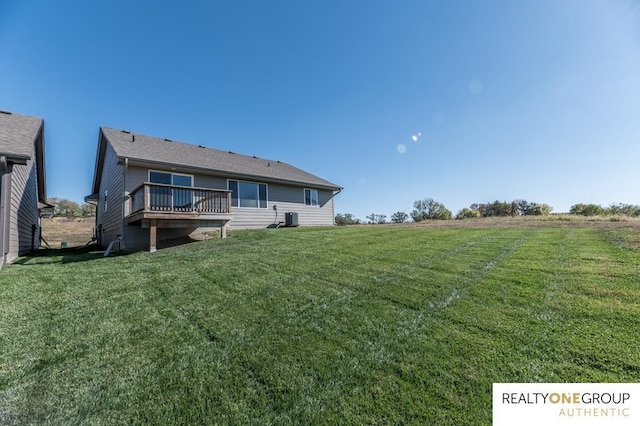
left=285, top=212, right=299, bottom=227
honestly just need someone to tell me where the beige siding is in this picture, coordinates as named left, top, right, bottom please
left=229, top=182, right=335, bottom=229
left=124, top=166, right=228, bottom=192
left=112, top=164, right=336, bottom=249
left=96, top=143, right=124, bottom=247
left=121, top=165, right=147, bottom=249
left=124, top=165, right=147, bottom=192
left=121, top=167, right=230, bottom=249
left=7, top=155, right=40, bottom=262
left=195, top=175, right=227, bottom=190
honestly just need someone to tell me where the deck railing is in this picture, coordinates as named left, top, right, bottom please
left=128, top=183, right=232, bottom=216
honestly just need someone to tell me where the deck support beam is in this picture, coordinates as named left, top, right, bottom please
left=137, top=217, right=231, bottom=251
left=149, top=219, right=157, bottom=253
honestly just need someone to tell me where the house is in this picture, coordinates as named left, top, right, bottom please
left=0, top=110, right=49, bottom=268
left=86, top=127, right=342, bottom=252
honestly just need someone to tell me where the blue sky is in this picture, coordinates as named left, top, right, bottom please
left=1, top=0, right=639, bottom=220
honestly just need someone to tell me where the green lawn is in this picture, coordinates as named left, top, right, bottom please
left=1, top=224, right=639, bottom=424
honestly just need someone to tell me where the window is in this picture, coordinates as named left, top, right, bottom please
left=149, top=171, right=172, bottom=185
left=304, top=188, right=318, bottom=207
left=104, top=190, right=108, bottom=212
left=228, top=180, right=267, bottom=208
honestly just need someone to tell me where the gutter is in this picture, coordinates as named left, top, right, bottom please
left=0, top=154, right=29, bottom=166
left=120, top=158, right=128, bottom=249
left=0, top=158, right=10, bottom=265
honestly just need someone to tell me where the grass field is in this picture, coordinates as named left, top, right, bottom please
left=1, top=222, right=639, bottom=424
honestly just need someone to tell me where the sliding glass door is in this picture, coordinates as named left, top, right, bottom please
left=149, top=171, right=193, bottom=211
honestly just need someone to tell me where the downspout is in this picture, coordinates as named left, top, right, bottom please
left=0, top=156, right=7, bottom=265
left=121, top=158, right=128, bottom=250
left=85, top=198, right=99, bottom=244
left=31, top=224, right=36, bottom=253
left=332, top=188, right=343, bottom=225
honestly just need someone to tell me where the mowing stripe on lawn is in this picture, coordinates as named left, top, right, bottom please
left=1, top=225, right=639, bottom=424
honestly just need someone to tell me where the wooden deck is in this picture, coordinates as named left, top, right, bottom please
left=126, top=183, right=233, bottom=251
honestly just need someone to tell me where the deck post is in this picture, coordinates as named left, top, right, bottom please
left=149, top=218, right=157, bottom=253
left=220, top=221, right=228, bottom=239
left=144, top=184, right=150, bottom=211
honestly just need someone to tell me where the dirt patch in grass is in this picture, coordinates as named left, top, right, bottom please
left=157, top=232, right=216, bottom=249
left=40, top=217, right=95, bottom=249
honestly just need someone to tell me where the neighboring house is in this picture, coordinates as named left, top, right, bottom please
left=0, top=110, right=49, bottom=268
left=86, top=127, right=342, bottom=252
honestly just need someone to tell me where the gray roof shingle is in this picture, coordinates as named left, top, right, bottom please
left=101, top=127, right=341, bottom=190
left=0, top=111, right=43, bottom=159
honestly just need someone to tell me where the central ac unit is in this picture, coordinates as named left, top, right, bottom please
left=285, top=212, right=299, bottom=227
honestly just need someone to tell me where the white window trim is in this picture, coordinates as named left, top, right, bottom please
left=304, top=188, right=319, bottom=207
left=227, top=179, right=269, bottom=209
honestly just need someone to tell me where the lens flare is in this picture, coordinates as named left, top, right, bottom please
left=468, top=80, right=483, bottom=94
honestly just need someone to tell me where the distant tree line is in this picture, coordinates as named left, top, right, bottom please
left=337, top=198, right=640, bottom=225
left=569, top=203, right=640, bottom=217
left=465, top=200, right=553, bottom=218
left=365, top=213, right=387, bottom=224
left=337, top=198, right=554, bottom=225
left=335, top=213, right=362, bottom=225
left=47, top=197, right=96, bottom=218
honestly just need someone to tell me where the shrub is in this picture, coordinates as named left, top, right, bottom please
left=570, top=203, right=605, bottom=216
left=455, top=208, right=480, bottom=219
left=335, top=213, right=361, bottom=225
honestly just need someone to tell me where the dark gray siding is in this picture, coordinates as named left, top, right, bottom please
left=96, top=143, right=124, bottom=247
left=7, top=154, right=39, bottom=262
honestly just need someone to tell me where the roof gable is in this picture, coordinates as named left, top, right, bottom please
left=0, top=111, right=43, bottom=160
left=0, top=110, right=46, bottom=202
left=99, top=127, right=341, bottom=190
